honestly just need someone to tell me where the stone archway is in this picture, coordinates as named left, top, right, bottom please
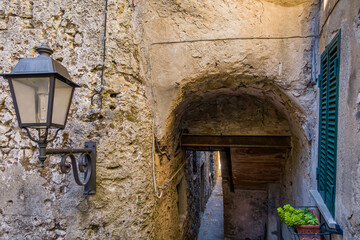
left=152, top=73, right=316, bottom=239
left=137, top=1, right=320, bottom=238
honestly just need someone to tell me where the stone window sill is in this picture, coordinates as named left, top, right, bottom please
left=310, top=190, right=337, bottom=228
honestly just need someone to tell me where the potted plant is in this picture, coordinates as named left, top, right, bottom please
left=277, top=204, right=320, bottom=240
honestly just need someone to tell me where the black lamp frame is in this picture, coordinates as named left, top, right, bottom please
left=4, top=73, right=77, bottom=129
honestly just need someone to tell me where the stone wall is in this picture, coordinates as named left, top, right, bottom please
left=319, top=0, right=360, bottom=238
left=151, top=150, right=217, bottom=240
left=0, top=0, right=156, bottom=239
left=136, top=0, right=320, bottom=239
left=181, top=94, right=290, bottom=136
left=182, top=151, right=218, bottom=240
left=2, top=0, right=358, bottom=239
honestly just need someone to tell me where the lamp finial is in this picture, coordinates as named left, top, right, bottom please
left=36, top=43, right=53, bottom=57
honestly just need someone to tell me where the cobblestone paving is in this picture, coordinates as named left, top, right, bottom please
left=197, top=178, right=224, bottom=240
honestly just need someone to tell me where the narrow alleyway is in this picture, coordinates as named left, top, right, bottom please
left=197, top=177, right=224, bottom=240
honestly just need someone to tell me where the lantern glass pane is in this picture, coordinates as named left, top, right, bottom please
left=52, top=79, right=73, bottom=126
left=12, top=77, right=50, bottom=125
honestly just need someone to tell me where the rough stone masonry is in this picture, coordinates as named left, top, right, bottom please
left=0, top=0, right=359, bottom=239
left=0, top=0, right=155, bottom=239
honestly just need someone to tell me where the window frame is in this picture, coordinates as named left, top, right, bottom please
left=316, top=30, right=341, bottom=217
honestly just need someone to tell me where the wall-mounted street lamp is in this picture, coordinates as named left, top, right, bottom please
left=0, top=43, right=96, bottom=195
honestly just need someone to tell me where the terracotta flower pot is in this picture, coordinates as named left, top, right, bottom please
left=296, top=224, right=320, bottom=240
left=295, top=210, right=320, bottom=240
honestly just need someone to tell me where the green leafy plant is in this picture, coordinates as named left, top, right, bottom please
left=277, top=204, right=318, bottom=227
left=137, top=196, right=142, bottom=205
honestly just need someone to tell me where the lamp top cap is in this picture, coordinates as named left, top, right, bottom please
left=36, top=43, right=53, bottom=57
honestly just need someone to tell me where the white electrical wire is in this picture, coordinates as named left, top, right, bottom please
left=149, top=45, right=163, bottom=198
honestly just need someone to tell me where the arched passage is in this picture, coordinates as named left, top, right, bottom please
left=178, top=92, right=291, bottom=239
left=152, top=75, right=315, bottom=239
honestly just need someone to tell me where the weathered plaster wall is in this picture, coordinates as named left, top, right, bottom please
left=0, top=0, right=156, bottom=239
left=138, top=0, right=319, bottom=136
left=135, top=0, right=321, bottom=238
left=319, top=0, right=360, bottom=238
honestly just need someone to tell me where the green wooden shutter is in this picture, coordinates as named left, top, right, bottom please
left=317, top=30, right=341, bottom=217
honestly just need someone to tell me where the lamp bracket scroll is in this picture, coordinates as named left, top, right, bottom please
left=21, top=128, right=96, bottom=195
left=44, top=141, right=97, bottom=195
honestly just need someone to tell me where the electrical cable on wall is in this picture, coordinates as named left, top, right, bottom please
left=159, top=161, right=187, bottom=190
left=149, top=45, right=163, bottom=199
left=90, top=0, right=108, bottom=111
left=319, top=0, right=342, bottom=37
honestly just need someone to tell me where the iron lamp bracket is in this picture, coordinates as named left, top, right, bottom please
left=25, top=128, right=96, bottom=195
left=45, top=142, right=97, bottom=195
